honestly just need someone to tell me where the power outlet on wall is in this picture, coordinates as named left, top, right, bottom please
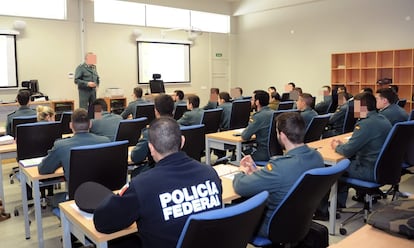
left=68, top=72, right=74, bottom=79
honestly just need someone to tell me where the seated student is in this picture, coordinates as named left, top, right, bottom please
left=120, top=87, right=147, bottom=119
left=268, top=91, right=281, bottom=110
left=93, top=117, right=223, bottom=247
left=177, top=95, right=203, bottom=126
left=203, top=87, right=219, bottom=110
left=6, top=89, right=37, bottom=136
left=268, top=86, right=280, bottom=103
left=130, top=94, right=174, bottom=176
left=323, top=92, right=352, bottom=138
left=90, top=98, right=122, bottom=141
left=233, top=112, right=324, bottom=236
left=281, top=82, right=296, bottom=101
left=375, top=88, right=408, bottom=125
left=232, top=87, right=244, bottom=100
left=218, top=92, right=232, bottom=130
left=241, top=90, right=273, bottom=161
left=172, top=90, right=186, bottom=107
left=296, top=93, right=318, bottom=128
left=38, top=108, right=111, bottom=183
left=315, top=85, right=333, bottom=114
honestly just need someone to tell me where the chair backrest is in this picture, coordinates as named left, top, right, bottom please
left=396, top=98, right=407, bottom=108
left=267, top=109, right=300, bottom=157
left=16, top=121, right=63, bottom=160
left=304, top=114, right=331, bottom=143
left=115, top=117, right=147, bottom=146
left=408, top=109, right=414, bottom=121
left=174, top=104, right=189, bottom=120
left=229, top=100, right=251, bottom=130
left=68, top=140, right=129, bottom=200
left=342, top=100, right=357, bottom=133
left=135, top=103, right=155, bottom=124
left=180, top=124, right=205, bottom=161
left=328, top=93, right=338, bottom=113
left=12, top=115, right=38, bottom=137
left=201, top=108, right=223, bottom=134
left=266, top=159, right=350, bottom=244
left=176, top=191, right=269, bottom=248
left=59, top=111, right=73, bottom=134
left=280, top=93, right=290, bottom=102
left=277, top=101, right=294, bottom=110
left=374, top=121, right=414, bottom=184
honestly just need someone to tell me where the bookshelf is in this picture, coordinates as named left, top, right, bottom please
left=104, top=97, right=127, bottom=115
left=331, top=49, right=413, bottom=112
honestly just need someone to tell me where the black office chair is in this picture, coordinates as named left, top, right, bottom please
left=277, top=101, right=295, bottom=110
left=13, top=121, right=63, bottom=215
left=339, top=121, right=414, bottom=235
left=176, top=191, right=269, bottom=248
left=304, top=114, right=331, bottom=143
left=251, top=159, right=350, bottom=247
left=228, top=99, right=251, bottom=130
left=396, top=98, right=407, bottom=108
left=59, top=111, right=73, bottom=134
left=180, top=124, right=205, bottom=161
left=135, top=103, right=155, bottom=124
left=114, top=117, right=147, bottom=146
left=342, top=100, right=357, bottom=134
left=201, top=108, right=223, bottom=134
left=11, top=115, right=37, bottom=138
left=68, top=140, right=129, bottom=200
left=174, top=104, right=189, bottom=120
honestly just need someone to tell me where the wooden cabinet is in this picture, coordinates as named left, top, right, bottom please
left=331, top=49, right=414, bottom=112
left=50, top=100, right=74, bottom=120
left=104, top=97, right=127, bottom=115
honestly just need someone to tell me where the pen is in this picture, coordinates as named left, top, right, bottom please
left=252, top=161, right=257, bottom=169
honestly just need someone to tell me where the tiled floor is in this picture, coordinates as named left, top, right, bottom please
left=0, top=159, right=413, bottom=248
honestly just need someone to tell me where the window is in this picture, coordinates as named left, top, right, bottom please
left=94, top=0, right=230, bottom=34
left=0, top=0, right=66, bottom=20
left=94, top=0, right=145, bottom=26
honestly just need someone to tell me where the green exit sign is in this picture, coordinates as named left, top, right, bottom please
left=215, top=53, right=223, bottom=57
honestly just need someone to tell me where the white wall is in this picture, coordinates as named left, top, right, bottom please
left=233, top=0, right=414, bottom=100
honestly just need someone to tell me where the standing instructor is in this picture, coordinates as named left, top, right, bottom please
left=74, top=52, right=100, bottom=109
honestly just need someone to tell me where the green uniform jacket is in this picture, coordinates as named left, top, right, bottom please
left=233, top=145, right=324, bottom=236
left=177, top=108, right=203, bottom=126
left=120, top=98, right=148, bottom=119
left=300, top=107, right=318, bottom=128
left=335, top=111, right=392, bottom=181
left=90, top=111, right=123, bottom=141
left=379, top=104, right=409, bottom=125
left=241, top=106, right=273, bottom=161
left=6, top=106, right=36, bottom=136
left=219, top=102, right=232, bottom=130
left=74, top=63, right=100, bottom=90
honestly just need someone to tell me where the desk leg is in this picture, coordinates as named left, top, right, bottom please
left=33, top=180, right=44, bottom=248
left=205, top=138, right=211, bottom=165
left=21, top=170, right=30, bottom=239
left=0, top=156, right=4, bottom=211
left=329, top=182, right=338, bottom=235
left=60, top=210, right=72, bottom=248
left=236, top=142, right=242, bottom=161
left=96, top=241, right=108, bottom=248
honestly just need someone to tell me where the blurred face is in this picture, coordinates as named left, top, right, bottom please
left=354, top=100, right=368, bottom=118
left=85, top=53, right=96, bottom=65
left=375, top=93, right=388, bottom=110
left=296, top=96, right=305, bottom=110
left=172, top=93, right=179, bottom=102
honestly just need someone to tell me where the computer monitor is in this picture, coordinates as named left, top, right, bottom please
left=21, top=80, right=39, bottom=95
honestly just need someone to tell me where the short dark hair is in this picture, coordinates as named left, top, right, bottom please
left=154, top=94, right=174, bottom=116
left=300, top=93, right=314, bottom=107
left=268, top=86, right=276, bottom=92
left=17, top=89, right=31, bottom=106
left=235, top=87, right=243, bottom=95
left=354, top=92, right=377, bottom=111
left=276, top=112, right=305, bottom=144
left=376, top=88, right=398, bottom=104
left=71, top=108, right=90, bottom=132
left=322, top=85, right=331, bottom=92
left=361, top=87, right=373, bottom=94
left=187, top=95, right=200, bottom=108
left=288, top=82, right=296, bottom=88
left=91, top=98, right=108, bottom=111
left=219, top=92, right=231, bottom=102
left=148, top=117, right=181, bottom=155
left=174, top=90, right=184, bottom=100
left=134, top=87, right=143, bottom=98
left=337, top=85, right=347, bottom=93
left=253, top=90, right=269, bottom=106
left=338, top=92, right=351, bottom=101
left=271, top=92, right=281, bottom=101
left=389, top=85, right=399, bottom=94
left=210, top=88, right=219, bottom=94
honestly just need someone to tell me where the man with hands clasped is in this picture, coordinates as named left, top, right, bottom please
left=233, top=112, right=324, bottom=236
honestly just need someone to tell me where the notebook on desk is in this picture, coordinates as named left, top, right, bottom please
left=19, top=156, right=45, bottom=167
left=213, top=164, right=240, bottom=177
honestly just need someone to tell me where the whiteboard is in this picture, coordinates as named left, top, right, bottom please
left=137, top=40, right=190, bottom=84
left=0, top=34, right=18, bottom=88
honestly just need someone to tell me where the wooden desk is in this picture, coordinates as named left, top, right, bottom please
left=0, top=143, right=17, bottom=211
left=58, top=173, right=240, bottom=248
left=19, top=164, right=64, bottom=248
left=59, top=201, right=137, bottom=248
left=329, top=224, right=414, bottom=247
left=307, top=133, right=351, bottom=235
left=205, top=129, right=254, bottom=165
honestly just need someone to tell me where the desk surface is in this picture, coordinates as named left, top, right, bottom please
left=206, top=129, right=250, bottom=143
left=19, top=164, right=64, bottom=180
left=307, top=133, right=351, bottom=165
left=329, top=224, right=414, bottom=247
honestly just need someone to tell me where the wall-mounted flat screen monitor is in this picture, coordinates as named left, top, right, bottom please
left=137, top=40, right=191, bottom=84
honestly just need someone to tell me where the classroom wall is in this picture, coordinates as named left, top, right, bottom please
left=232, top=0, right=414, bottom=100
